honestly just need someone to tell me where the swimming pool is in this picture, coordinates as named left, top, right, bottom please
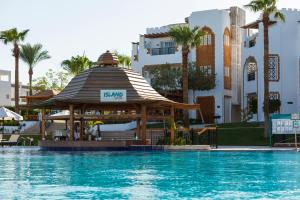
left=0, top=148, right=300, bottom=199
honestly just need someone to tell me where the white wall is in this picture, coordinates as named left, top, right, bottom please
left=0, top=70, right=11, bottom=106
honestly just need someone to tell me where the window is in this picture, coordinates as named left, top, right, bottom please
left=247, top=62, right=256, bottom=81
left=224, top=67, right=230, bottom=77
left=200, top=34, right=212, bottom=46
left=247, top=93, right=258, bottom=114
left=150, top=41, right=176, bottom=56
left=160, top=41, right=175, bottom=48
left=0, top=75, right=9, bottom=81
left=223, top=35, right=230, bottom=46
left=269, top=92, right=280, bottom=101
left=199, top=65, right=212, bottom=75
left=269, top=55, right=279, bottom=81
left=269, top=92, right=280, bottom=113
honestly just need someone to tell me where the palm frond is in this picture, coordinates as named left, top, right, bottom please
left=0, top=28, right=29, bottom=45
left=20, top=43, right=50, bottom=68
left=274, top=10, right=285, bottom=22
left=169, top=25, right=203, bottom=49
left=61, top=55, right=93, bottom=76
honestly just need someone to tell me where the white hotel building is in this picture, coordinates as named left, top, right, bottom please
left=132, top=7, right=300, bottom=124
left=0, top=69, right=29, bottom=107
left=242, top=8, right=300, bottom=122
left=132, top=7, right=245, bottom=123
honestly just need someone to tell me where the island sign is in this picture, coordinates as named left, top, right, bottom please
left=100, top=90, right=127, bottom=102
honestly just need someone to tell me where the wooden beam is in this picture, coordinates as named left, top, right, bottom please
left=147, top=115, right=170, bottom=120
left=141, top=104, right=147, bottom=144
left=170, top=107, right=175, bottom=144
left=69, top=104, right=74, bottom=141
left=41, top=109, right=46, bottom=140
left=46, top=114, right=142, bottom=120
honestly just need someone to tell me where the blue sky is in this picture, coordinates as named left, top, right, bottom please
left=0, top=0, right=298, bottom=84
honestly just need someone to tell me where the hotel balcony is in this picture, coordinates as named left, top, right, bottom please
left=150, top=47, right=176, bottom=56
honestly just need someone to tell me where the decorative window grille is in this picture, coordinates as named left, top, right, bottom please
left=269, top=55, right=279, bottom=81
left=269, top=92, right=280, bottom=101
left=247, top=62, right=256, bottom=81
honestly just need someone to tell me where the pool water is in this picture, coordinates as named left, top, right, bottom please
left=1, top=149, right=300, bottom=200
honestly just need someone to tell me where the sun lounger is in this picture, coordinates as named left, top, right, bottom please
left=0, top=134, right=20, bottom=147
left=0, top=134, right=5, bottom=142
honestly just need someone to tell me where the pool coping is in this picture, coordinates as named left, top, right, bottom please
left=0, top=145, right=299, bottom=152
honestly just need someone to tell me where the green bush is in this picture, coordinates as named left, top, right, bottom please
left=1, top=120, right=20, bottom=126
left=174, top=137, right=187, bottom=145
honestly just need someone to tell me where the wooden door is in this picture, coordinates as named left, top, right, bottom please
left=197, top=96, right=215, bottom=124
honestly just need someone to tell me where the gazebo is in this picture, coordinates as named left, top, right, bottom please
left=35, top=51, right=200, bottom=149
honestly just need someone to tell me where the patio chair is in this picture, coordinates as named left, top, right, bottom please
left=0, top=134, right=4, bottom=142
left=0, top=134, right=20, bottom=147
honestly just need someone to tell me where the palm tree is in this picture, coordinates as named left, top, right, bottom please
left=245, top=0, right=285, bottom=137
left=20, top=43, right=51, bottom=95
left=61, top=55, right=93, bottom=76
left=114, top=52, right=131, bottom=69
left=0, top=28, right=29, bottom=113
left=169, top=25, right=204, bottom=127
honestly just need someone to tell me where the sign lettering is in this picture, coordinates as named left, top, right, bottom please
left=100, top=90, right=127, bottom=102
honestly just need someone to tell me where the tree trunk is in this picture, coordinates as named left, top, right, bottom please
left=263, top=14, right=270, bottom=138
left=182, top=47, right=189, bottom=128
left=14, top=43, right=20, bottom=114
left=29, top=66, right=33, bottom=96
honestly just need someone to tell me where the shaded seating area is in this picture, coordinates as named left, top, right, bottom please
left=33, top=51, right=200, bottom=149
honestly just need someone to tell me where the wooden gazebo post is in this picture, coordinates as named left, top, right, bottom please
left=170, top=106, right=175, bottom=144
left=41, top=108, right=46, bottom=140
left=69, top=104, right=74, bottom=141
left=141, top=104, right=147, bottom=144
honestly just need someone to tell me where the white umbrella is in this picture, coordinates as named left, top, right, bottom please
left=0, top=107, right=23, bottom=121
left=0, top=107, right=23, bottom=134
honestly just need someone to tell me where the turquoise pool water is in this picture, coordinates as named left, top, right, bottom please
left=1, top=149, right=300, bottom=200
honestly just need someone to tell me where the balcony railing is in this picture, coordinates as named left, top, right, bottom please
left=150, top=47, right=176, bottom=56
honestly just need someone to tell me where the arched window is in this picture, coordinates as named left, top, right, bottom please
left=247, top=62, right=256, bottom=81
left=196, top=26, right=215, bottom=76
left=223, top=27, right=231, bottom=89
left=244, top=56, right=257, bottom=82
